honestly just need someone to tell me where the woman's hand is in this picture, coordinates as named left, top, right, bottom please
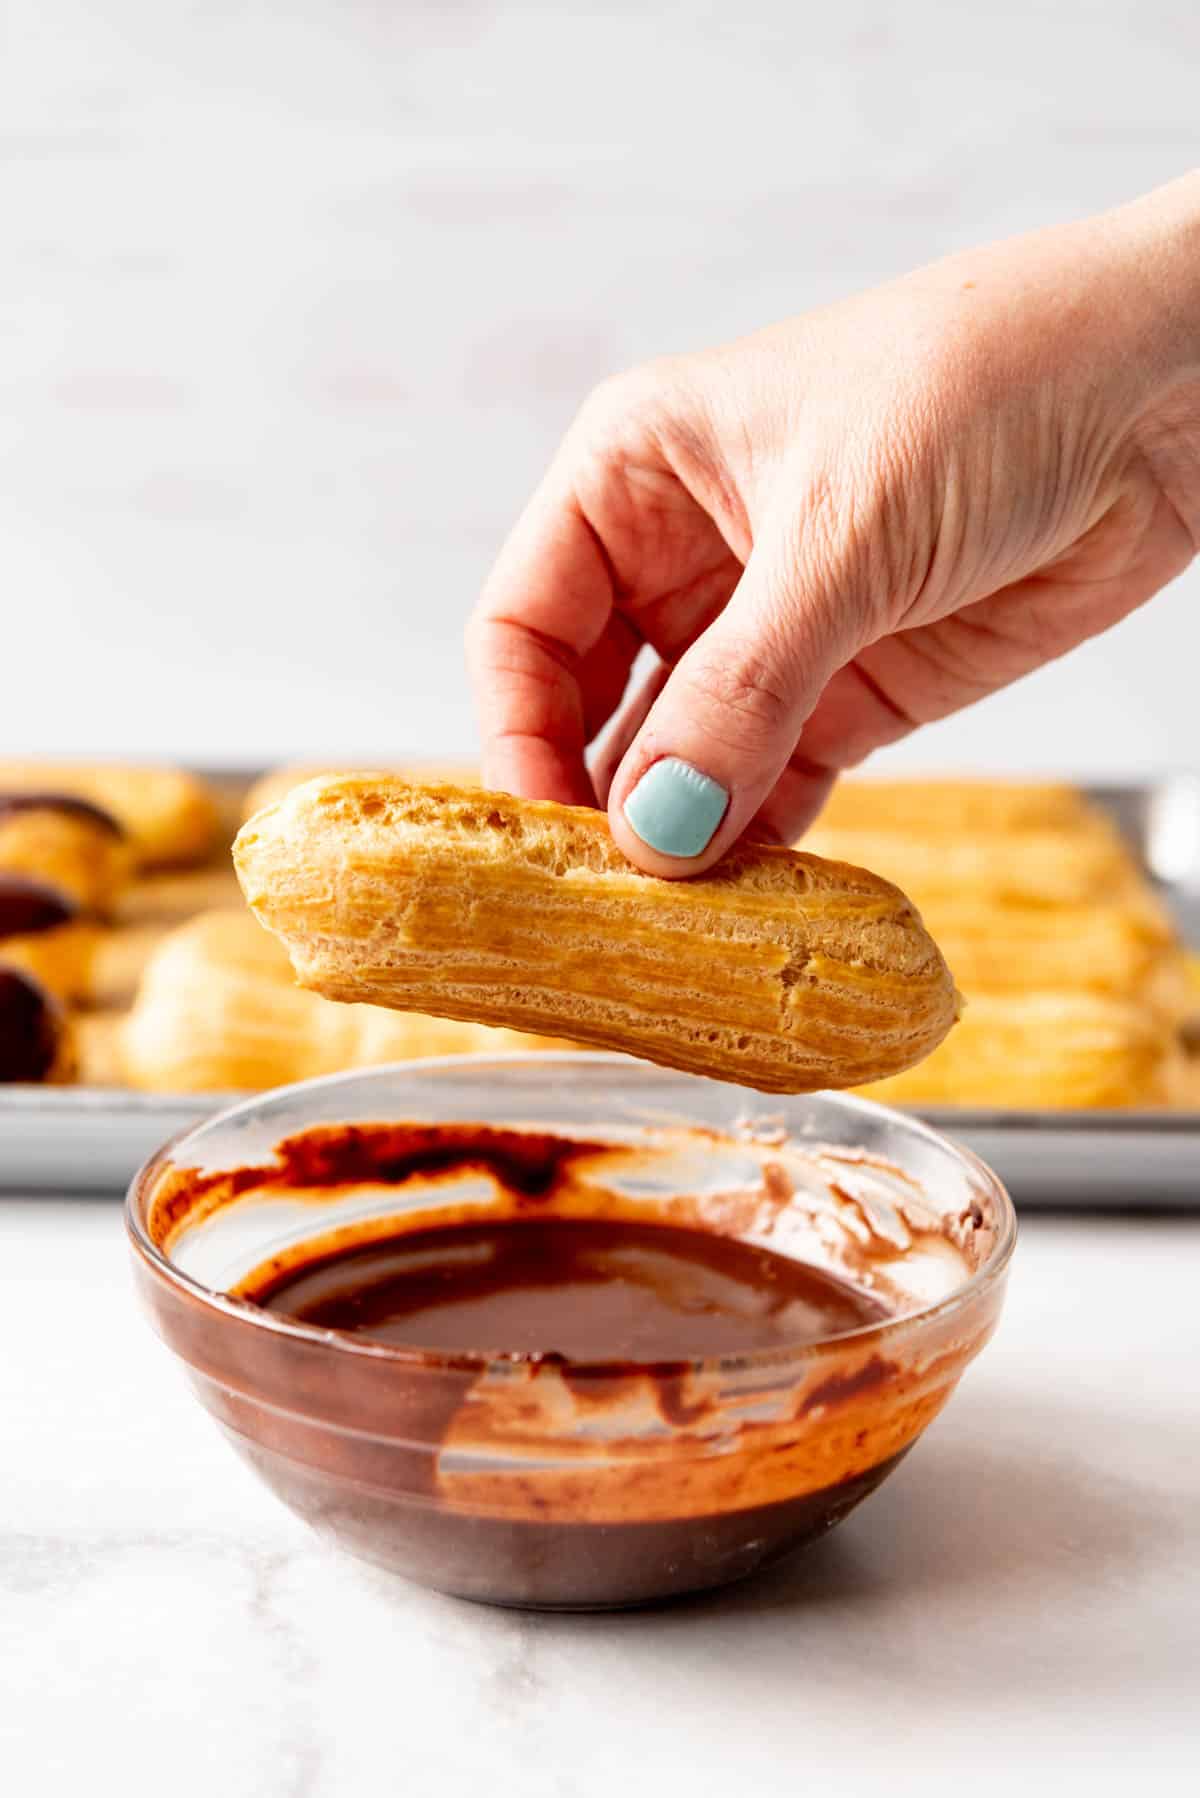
left=468, top=175, right=1200, bottom=875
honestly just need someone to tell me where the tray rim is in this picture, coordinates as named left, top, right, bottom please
left=2, top=1084, right=1197, bottom=1135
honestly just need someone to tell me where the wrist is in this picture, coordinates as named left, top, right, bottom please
left=1111, top=176, right=1200, bottom=544
left=1118, top=173, right=1200, bottom=376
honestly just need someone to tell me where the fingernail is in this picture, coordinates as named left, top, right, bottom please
left=622, top=757, right=729, bottom=858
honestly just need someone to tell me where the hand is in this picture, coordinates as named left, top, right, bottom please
left=468, top=175, right=1200, bottom=875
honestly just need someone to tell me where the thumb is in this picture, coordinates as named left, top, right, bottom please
left=608, top=539, right=858, bottom=875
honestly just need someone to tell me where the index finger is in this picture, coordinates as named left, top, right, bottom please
left=467, top=477, right=616, bottom=806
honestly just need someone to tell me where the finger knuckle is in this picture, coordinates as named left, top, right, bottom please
left=777, top=431, right=940, bottom=636
left=463, top=606, right=493, bottom=673
left=685, top=639, right=796, bottom=750
left=572, top=355, right=693, bottom=448
left=573, top=369, right=647, bottom=440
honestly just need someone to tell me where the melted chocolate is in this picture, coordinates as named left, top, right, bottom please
left=134, top=1118, right=984, bottom=1608
left=0, top=874, right=77, bottom=940
left=246, top=1217, right=888, bottom=1359
left=0, top=968, right=61, bottom=1082
left=0, top=791, right=124, bottom=838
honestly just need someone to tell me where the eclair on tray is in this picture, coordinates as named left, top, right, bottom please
left=0, top=760, right=218, bottom=868
left=120, top=909, right=565, bottom=1092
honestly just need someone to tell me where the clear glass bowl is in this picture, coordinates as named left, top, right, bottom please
left=126, top=1054, right=1016, bottom=1609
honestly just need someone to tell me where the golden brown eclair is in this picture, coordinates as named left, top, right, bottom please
left=240, top=761, right=479, bottom=823
left=3, top=920, right=167, bottom=1009
left=910, top=891, right=1188, bottom=1017
left=0, top=918, right=98, bottom=1002
left=802, top=813, right=1137, bottom=908
left=1184, top=952, right=1200, bottom=1043
left=0, top=795, right=131, bottom=913
left=233, top=777, right=961, bottom=1096
left=121, top=909, right=565, bottom=1093
left=817, top=778, right=1095, bottom=837
left=0, top=761, right=218, bottom=868
left=857, top=990, right=1179, bottom=1110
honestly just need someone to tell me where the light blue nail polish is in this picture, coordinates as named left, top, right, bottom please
left=623, top=757, right=729, bottom=858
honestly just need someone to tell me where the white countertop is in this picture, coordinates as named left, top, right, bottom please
left=3, top=1198, right=1197, bottom=1795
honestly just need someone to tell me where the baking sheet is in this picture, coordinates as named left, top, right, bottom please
left=1, top=777, right=1197, bottom=1204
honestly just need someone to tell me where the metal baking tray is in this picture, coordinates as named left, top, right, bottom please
left=2, top=776, right=1197, bottom=1205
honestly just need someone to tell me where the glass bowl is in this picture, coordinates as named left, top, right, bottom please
left=126, top=1053, right=1016, bottom=1609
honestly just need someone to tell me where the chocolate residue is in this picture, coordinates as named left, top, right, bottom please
left=0, top=874, right=78, bottom=940
left=801, top=1354, right=894, bottom=1413
left=0, top=791, right=124, bottom=838
left=649, top=1367, right=720, bottom=1429
left=148, top=1122, right=611, bottom=1251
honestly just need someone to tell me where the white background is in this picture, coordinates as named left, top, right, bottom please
left=2, top=1, right=1198, bottom=774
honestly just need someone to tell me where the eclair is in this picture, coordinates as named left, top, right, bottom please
left=0, top=761, right=218, bottom=868
left=905, top=890, right=1188, bottom=1018
left=240, top=760, right=479, bottom=822
left=233, top=776, right=961, bottom=1096
left=802, top=813, right=1137, bottom=909
left=816, top=778, right=1096, bottom=837
left=857, top=989, right=1180, bottom=1110
left=120, top=909, right=565, bottom=1093
left=0, top=793, right=131, bottom=914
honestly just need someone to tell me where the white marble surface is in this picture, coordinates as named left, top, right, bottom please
left=3, top=1, right=1199, bottom=774
left=3, top=1198, right=1198, bottom=1795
